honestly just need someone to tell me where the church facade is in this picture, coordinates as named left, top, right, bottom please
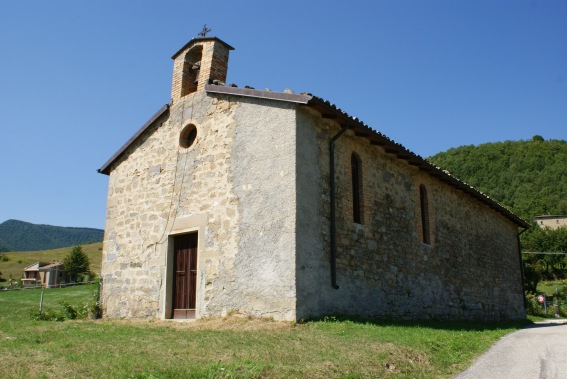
left=98, top=36, right=528, bottom=321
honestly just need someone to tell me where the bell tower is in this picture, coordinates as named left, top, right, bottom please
left=170, top=33, right=234, bottom=104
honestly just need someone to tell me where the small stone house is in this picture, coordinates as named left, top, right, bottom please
left=98, top=35, right=528, bottom=321
left=535, top=215, right=567, bottom=230
left=22, top=262, right=66, bottom=288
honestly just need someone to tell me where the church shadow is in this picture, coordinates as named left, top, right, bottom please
left=304, top=314, right=532, bottom=332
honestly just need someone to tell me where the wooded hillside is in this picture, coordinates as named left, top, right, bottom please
left=0, top=220, right=103, bottom=252
left=428, top=136, right=567, bottom=221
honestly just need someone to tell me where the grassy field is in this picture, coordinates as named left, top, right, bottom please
left=0, top=242, right=102, bottom=281
left=0, top=285, right=528, bottom=378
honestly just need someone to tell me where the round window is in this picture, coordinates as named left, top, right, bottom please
left=179, top=124, right=197, bottom=148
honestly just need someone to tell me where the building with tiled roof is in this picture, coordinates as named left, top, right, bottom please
left=98, top=34, right=527, bottom=321
left=22, top=261, right=65, bottom=288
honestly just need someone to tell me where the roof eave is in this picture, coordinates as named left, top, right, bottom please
left=205, top=84, right=311, bottom=103
left=98, top=104, right=170, bottom=175
left=171, top=36, right=235, bottom=60
left=304, top=96, right=530, bottom=229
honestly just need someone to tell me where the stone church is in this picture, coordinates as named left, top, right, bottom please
left=98, top=35, right=528, bottom=321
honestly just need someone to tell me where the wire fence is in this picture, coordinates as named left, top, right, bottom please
left=0, top=280, right=98, bottom=292
left=522, top=251, right=567, bottom=255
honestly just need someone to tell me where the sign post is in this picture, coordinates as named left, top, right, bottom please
left=537, top=294, right=547, bottom=315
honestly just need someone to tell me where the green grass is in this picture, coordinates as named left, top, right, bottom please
left=0, top=242, right=102, bottom=281
left=0, top=285, right=528, bottom=378
left=527, top=314, right=549, bottom=322
left=538, top=279, right=567, bottom=296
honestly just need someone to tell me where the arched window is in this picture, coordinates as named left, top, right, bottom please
left=420, top=184, right=430, bottom=244
left=351, top=153, right=362, bottom=224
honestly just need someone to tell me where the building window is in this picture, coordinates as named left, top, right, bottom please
left=351, top=153, right=362, bottom=224
left=420, top=184, right=430, bottom=244
left=179, top=124, right=197, bottom=148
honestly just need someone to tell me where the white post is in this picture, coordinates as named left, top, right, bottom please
left=39, top=290, right=44, bottom=312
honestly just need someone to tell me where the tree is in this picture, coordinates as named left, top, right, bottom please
left=522, top=253, right=545, bottom=293
left=521, top=226, right=567, bottom=292
left=428, top=138, right=567, bottom=221
left=522, top=226, right=567, bottom=255
left=63, top=245, right=91, bottom=283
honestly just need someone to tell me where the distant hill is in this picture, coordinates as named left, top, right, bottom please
left=0, top=237, right=11, bottom=252
left=0, top=242, right=103, bottom=280
left=0, top=220, right=104, bottom=252
left=427, top=136, right=567, bottom=221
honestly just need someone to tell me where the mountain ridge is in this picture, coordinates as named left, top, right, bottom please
left=0, top=219, right=104, bottom=252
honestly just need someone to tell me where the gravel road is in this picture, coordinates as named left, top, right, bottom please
left=455, top=320, right=567, bottom=379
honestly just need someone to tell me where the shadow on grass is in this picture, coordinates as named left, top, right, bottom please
left=303, top=314, right=532, bottom=332
left=522, top=320, right=567, bottom=329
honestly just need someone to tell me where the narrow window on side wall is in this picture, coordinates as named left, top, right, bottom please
left=420, top=184, right=430, bottom=244
left=351, top=153, right=362, bottom=224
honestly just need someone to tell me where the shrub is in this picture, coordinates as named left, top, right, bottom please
left=31, top=301, right=85, bottom=321
left=30, top=308, right=66, bottom=322
left=88, top=280, right=103, bottom=319
left=30, top=282, right=102, bottom=321
left=61, top=301, right=85, bottom=320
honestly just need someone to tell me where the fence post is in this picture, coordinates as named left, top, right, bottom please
left=555, top=286, right=560, bottom=318
left=39, top=290, right=44, bottom=312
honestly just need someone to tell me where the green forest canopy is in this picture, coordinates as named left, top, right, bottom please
left=427, top=136, right=567, bottom=221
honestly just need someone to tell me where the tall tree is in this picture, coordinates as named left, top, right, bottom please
left=522, top=226, right=567, bottom=278
left=63, top=245, right=91, bottom=283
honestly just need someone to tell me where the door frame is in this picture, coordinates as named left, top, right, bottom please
left=164, top=226, right=202, bottom=319
left=171, top=232, right=198, bottom=319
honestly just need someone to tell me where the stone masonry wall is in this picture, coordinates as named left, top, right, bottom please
left=296, top=106, right=525, bottom=321
left=102, top=91, right=235, bottom=318
left=102, top=89, right=524, bottom=322
left=101, top=92, right=297, bottom=320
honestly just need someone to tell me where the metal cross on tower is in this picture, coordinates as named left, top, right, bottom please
left=198, top=24, right=211, bottom=37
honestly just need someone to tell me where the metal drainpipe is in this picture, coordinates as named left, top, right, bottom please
left=517, top=227, right=528, bottom=310
left=329, top=125, right=349, bottom=289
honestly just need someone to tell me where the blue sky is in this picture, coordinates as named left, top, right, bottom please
left=0, top=1, right=565, bottom=229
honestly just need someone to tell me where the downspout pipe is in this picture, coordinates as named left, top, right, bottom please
left=329, top=125, right=349, bottom=289
left=517, top=227, right=529, bottom=310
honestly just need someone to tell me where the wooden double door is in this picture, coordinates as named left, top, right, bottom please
left=172, top=233, right=198, bottom=319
